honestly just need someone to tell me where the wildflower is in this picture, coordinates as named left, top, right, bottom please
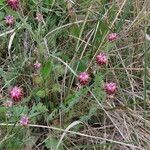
left=20, top=116, right=29, bottom=126
left=6, top=0, right=20, bottom=10
left=78, top=72, right=90, bottom=85
left=96, top=52, right=107, bottom=65
left=34, top=60, right=41, bottom=69
left=108, top=33, right=118, bottom=42
left=9, top=86, right=23, bottom=102
left=104, top=82, right=117, bottom=95
left=3, top=100, right=13, bottom=107
left=5, top=15, right=14, bottom=26
left=35, top=13, right=43, bottom=22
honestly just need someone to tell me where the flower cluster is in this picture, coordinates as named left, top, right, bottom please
left=4, top=31, right=117, bottom=126
left=4, top=1, right=44, bottom=95
left=78, top=72, right=117, bottom=96
left=78, top=33, right=118, bottom=96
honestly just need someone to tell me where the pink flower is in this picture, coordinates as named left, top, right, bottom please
left=9, top=86, right=23, bottom=102
left=5, top=15, right=14, bottom=26
left=78, top=72, right=90, bottom=85
left=34, top=60, right=41, bottom=69
left=20, top=116, right=29, bottom=126
left=35, top=13, right=43, bottom=22
left=3, top=100, right=13, bottom=107
left=108, top=33, right=118, bottom=42
left=104, top=82, right=117, bottom=95
left=6, top=0, right=20, bottom=10
left=96, top=52, right=107, bottom=65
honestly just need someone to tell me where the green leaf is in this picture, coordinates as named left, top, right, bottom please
left=92, top=72, right=106, bottom=101
left=36, top=90, right=46, bottom=98
left=45, top=137, right=63, bottom=150
left=5, top=8, right=19, bottom=19
left=70, top=26, right=80, bottom=37
left=41, top=60, right=53, bottom=80
left=30, top=102, right=48, bottom=116
left=51, top=84, right=61, bottom=92
left=0, top=0, right=4, bottom=5
left=10, top=106, right=29, bottom=122
left=77, top=60, right=87, bottom=72
left=0, top=107, right=7, bottom=120
left=44, top=0, right=53, bottom=5
left=0, top=11, right=4, bottom=21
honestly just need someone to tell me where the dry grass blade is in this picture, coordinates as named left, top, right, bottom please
left=0, top=123, right=142, bottom=149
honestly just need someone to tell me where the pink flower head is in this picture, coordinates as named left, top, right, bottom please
left=20, top=116, right=29, bottom=126
left=34, top=60, right=41, bottom=69
left=3, top=100, right=13, bottom=107
left=78, top=72, right=90, bottom=85
left=104, top=82, right=117, bottom=95
left=5, top=15, right=14, bottom=26
left=96, top=52, right=107, bottom=65
left=9, top=86, right=23, bottom=102
left=6, top=0, right=20, bottom=10
left=35, top=13, right=43, bottom=22
left=108, top=33, right=118, bottom=42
